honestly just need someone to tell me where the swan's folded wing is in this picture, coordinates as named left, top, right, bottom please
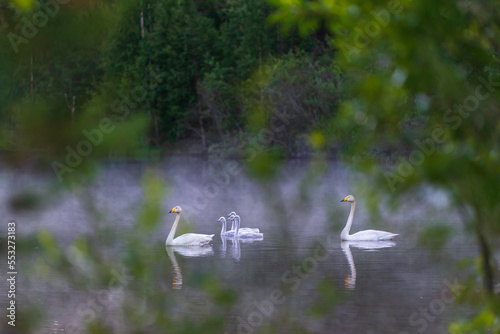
left=238, top=231, right=264, bottom=239
left=239, top=227, right=260, bottom=233
left=377, top=233, right=398, bottom=241
left=347, top=230, right=398, bottom=241
left=171, top=233, right=214, bottom=246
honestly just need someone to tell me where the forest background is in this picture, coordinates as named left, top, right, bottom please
left=1, top=0, right=499, bottom=333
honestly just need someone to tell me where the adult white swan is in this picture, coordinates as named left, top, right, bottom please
left=166, top=206, right=214, bottom=246
left=340, top=195, right=398, bottom=241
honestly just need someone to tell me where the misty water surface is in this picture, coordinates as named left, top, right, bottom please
left=0, top=157, right=475, bottom=333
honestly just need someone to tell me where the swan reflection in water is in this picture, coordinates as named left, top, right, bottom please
left=219, top=235, right=263, bottom=261
left=166, top=245, right=214, bottom=290
left=341, top=240, right=396, bottom=289
left=221, top=235, right=241, bottom=260
left=218, top=214, right=263, bottom=261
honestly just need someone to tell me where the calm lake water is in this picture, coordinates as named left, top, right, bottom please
left=0, top=157, right=476, bottom=334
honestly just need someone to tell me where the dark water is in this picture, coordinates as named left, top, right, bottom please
left=0, top=157, right=476, bottom=333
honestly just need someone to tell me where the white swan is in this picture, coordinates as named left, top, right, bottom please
left=340, top=195, right=398, bottom=241
left=229, top=214, right=263, bottom=239
left=228, top=213, right=260, bottom=234
left=217, top=217, right=236, bottom=237
left=226, top=212, right=261, bottom=233
left=218, top=216, right=260, bottom=237
left=166, top=206, right=214, bottom=246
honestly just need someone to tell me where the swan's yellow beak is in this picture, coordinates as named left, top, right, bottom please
left=341, top=197, right=348, bottom=202
left=169, top=207, right=176, bottom=213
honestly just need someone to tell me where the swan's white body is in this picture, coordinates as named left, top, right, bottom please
left=340, top=195, right=398, bottom=241
left=230, top=215, right=263, bottom=239
left=166, top=206, right=214, bottom=246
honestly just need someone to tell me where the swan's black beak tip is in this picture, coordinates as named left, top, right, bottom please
left=340, top=199, right=344, bottom=202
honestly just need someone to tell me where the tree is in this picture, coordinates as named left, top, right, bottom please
left=270, top=0, right=500, bottom=331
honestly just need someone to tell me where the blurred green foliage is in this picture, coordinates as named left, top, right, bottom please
left=0, top=1, right=337, bottom=214
left=137, top=169, right=167, bottom=231
left=269, top=0, right=500, bottom=331
left=418, top=224, right=453, bottom=253
left=2, top=0, right=500, bottom=332
left=308, top=278, right=342, bottom=318
left=0, top=0, right=337, bottom=165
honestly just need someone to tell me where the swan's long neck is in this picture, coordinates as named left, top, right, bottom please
left=230, top=218, right=235, bottom=231
left=234, top=216, right=240, bottom=236
left=166, top=212, right=181, bottom=244
left=220, top=218, right=227, bottom=235
left=341, top=201, right=355, bottom=239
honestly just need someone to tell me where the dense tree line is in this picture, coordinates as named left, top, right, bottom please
left=1, top=1, right=498, bottom=332
left=0, top=0, right=340, bottom=157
